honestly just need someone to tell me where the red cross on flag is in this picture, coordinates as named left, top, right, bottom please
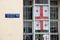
left=35, top=20, right=49, bottom=30
left=34, top=6, right=49, bottom=19
left=43, top=35, right=49, bottom=40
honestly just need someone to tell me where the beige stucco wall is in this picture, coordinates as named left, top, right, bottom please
left=58, top=0, right=60, bottom=40
left=0, top=0, right=23, bottom=40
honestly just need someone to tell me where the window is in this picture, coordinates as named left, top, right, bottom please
left=50, top=35, right=59, bottom=40
left=23, top=0, right=33, bottom=5
left=23, top=7, right=32, bottom=20
left=24, top=21, right=32, bottom=27
left=50, top=1, right=58, bottom=19
left=35, top=34, right=44, bottom=40
left=24, top=27, right=32, bottom=33
left=35, top=0, right=48, bottom=4
left=50, top=1, right=58, bottom=5
left=23, top=35, right=33, bottom=40
left=50, top=0, right=59, bottom=40
left=35, top=34, right=49, bottom=40
left=50, top=7, right=58, bottom=19
left=50, top=21, right=58, bottom=33
left=23, top=0, right=33, bottom=40
left=24, top=21, right=32, bottom=33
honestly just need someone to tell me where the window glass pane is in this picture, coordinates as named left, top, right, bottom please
left=35, top=34, right=49, bottom=40
left=23, top=35, right=33, bottom=40
left=23, top=7, right=32, bottom=19
left=23, top=0, right=33, bottom=5
left=50, top=21, right=58, bottom=33
left=35, top=34, right=44, bottom=40
left=50, top=7, right=58, bottom=19
left=50, top=1, right=58, bottom=5
left=50, top=25, right=58, bottom=33
left=24, top=27, right=32, bottom=33
left=24, top=21, right=32, bottom=33
left=24, top=21, right=32, bottom=27
left=50, top=35, right=59, bottom=40
left=35, top=0, right=48, bottom=4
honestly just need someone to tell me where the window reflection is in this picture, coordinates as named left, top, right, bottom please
left=24, top=0, right=33, bottom=5
left=23, top=7, right=32, bottom=19
left=35, top=0, right=48, bottom=4
left=50, top=7, right=58, bottom=19
left=50, top=35, right=59, bottom=40
left=35, top=34, right=49, bottom=40
left=50, top=21, right=58, bottom=33
left=23, top=35, right=32, bottom=40
left=24, top=21, right=32, bottom=33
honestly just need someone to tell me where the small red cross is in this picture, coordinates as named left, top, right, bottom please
left=45, top=24, right=47, bottom=26
left=36, top=24, right=39, bottom=26
left=45, top=10, right=47, bottom=12
left=36, top=10, right=38, bottom=12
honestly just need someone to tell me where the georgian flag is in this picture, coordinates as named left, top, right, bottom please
left=34, top=6, right=49, bottom=19
left=43, top=35, right=49, bottom=40
left=35, top=20, right=49, bottom=30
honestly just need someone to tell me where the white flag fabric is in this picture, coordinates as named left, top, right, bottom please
left=34, top=6, right=49, bottom=19
left=35, top=20, right=49, bottom=30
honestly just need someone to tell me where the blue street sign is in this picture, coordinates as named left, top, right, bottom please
left=5, top=14, right=20, bottom=18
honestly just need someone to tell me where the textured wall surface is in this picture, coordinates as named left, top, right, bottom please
left=0, top=0, right=23, bottom=40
